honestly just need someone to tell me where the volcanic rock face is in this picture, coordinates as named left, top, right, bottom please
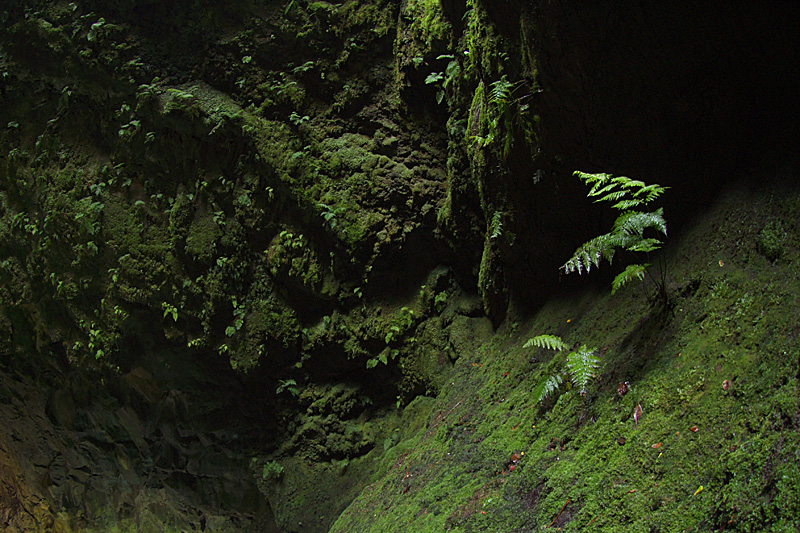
left=0, top=356, right=275, bottom=531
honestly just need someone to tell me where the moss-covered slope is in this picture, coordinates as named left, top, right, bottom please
left=332, top=184, right=800, bottom=531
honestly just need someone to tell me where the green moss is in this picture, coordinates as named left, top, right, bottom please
left=466, top=80, right=488, bottom=144
left=402, top=0, right=451, bottom=50
left=319, top=133, right=378, bottom=175
left=228, top=296, right=300, bottom=372
left=255, top=75, right=307, bottom=114
left=185, top=211, right=221, bottom=263
left=331, top=186, right=800, bottom=532
left=756, top=219, right=787, bottom=261
left=463, top=0, right=502, bottom=77
left=162, top=87, right=201, bottom=117
left=477, top=232, right=507, bottom=326
left=265, top=229, right=323, bottom=292
left=340, top=1, right=394, bottom=38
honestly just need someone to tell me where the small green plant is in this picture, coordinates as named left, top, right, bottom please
left=276, top=379, right=300, bottom=397
left=366, top=348, right=399, bottom=369
left=262, top=460, right=285, bottom=481
left=317, top=202, right=345, bottom=229
left=289, top=111, right=310, bottom=126
left=563, top=171, right=669, bottom=304
left=433, top=291, right=448, bottom=313
left=424, top=55, right=460, bottom=105
left=162, top=302, right=178, bottom=322
left=525, top=334, right=600, bottom=403
left=384, top=306, right=415, bottom=344
left=468, top=75, right=537, bottom=159
left=224, top=298, right=247, bottom=337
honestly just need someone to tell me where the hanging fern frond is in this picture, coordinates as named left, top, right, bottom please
left=488, top=75, right=513, bottom=105
left=574, top=171, right=612, bottom=194
left=565, top=346, right=600, bottom=395
left=619, top=178, right=647, bottom=190
left=588, top=178, right=625, bottom=198
left=631, top=182, right=668, bottom=203
left=611, top=198, right=645, bottom=210
left=595, top=190, right=628, bottom=204
left=612, top=209, right=667, bottom=237
left=524, top=334, right=570, bottom=352
left=489, top=211, right=503, bottom=239
left=577, top=172, right=668, bottom=206
left=533, top=374, right=564, bottom=404
left=611, top=263, right=649, bottom=294
left=627, top=238, right=663, bottom=253
left=561, top=233, right=619, bottom=275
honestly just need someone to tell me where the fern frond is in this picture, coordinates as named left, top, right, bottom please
left=562, top=233, right=618, bottom=275
left=576, top=172, right=667, bottom=208
left=489, top=211, right=503, bottom=239
left=524, top=334, right=570, bottom=352
left=533, top=373, right=564, bottom=404
left=611, top=198, right=646, bottom=210
left=596, top=190, right=628, bottom=204
left=573, top=170, right=611, bottom=186
left=611, top=263, right=649, bottom=294
left=619, top=178, right=646, bottom=190
left=627, top=238, right=663, bottom=253
left=488, top=76, right=513, bottom=104
left=573, top=170, right=607, bottom=182
left=632, top=183, right=668, bottom=203
left=612, top=209, right=667, bottom=237
left=565, top=346, right=599, bottom=395
left=588, top=179, right=626, bottom=199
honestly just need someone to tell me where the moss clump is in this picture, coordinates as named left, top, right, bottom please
left=318, top=133, right=380, bottom=176
left=463, top=0, right=503, bottom=77
left=466, top=80, right=488, bottom=143
left=184, top=211, right=222, bottom=263
left=402, top=0, right=452, bottom=51
left=228, top=296, right=300, bottom=372
left=756, top=219, right=786, bottom=261
left=265, top=229, right=324, bottom=293
left=477, top=232, right=507, bottom=327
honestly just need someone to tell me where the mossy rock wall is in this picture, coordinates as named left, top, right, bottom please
left=2, top=0, right=800, bottom=531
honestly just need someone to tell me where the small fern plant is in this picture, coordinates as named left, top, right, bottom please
left=469, top=75, right=536, bottom=159
left=524, top=334, right=600, bottom=404
left=563, top=171, right=669, bottom=302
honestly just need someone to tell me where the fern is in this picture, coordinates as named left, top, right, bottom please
left=561, top=233, right=619, bottom=275
left=524, top=334, right=570, bottom=352
left=469, top=76, right=527, bottom=158
left=577, top=171, right=667, bottom=208
left=526, top=334, right=600, bottom=403
left=611, top=263, right=649, bottom=294
left=488, top=76, right=513, bottom=105
left=612, top=209, right=667, bottom=238
left=533, top=374, right=564, bottom=404
left=565, top=346, right=600, bottom=395
left=489, top=211, right=504, bottom=239
left=562, top=171, right=669, bottom=305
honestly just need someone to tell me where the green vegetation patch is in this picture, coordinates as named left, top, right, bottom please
left=402, top=0, right=452, bottom=49
left=331, top=185, right=800, bottom=532
left=185, top=210, right=222, bottom=263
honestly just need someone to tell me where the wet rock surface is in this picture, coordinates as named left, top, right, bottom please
left=0, top=356, right=276, bottom=532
